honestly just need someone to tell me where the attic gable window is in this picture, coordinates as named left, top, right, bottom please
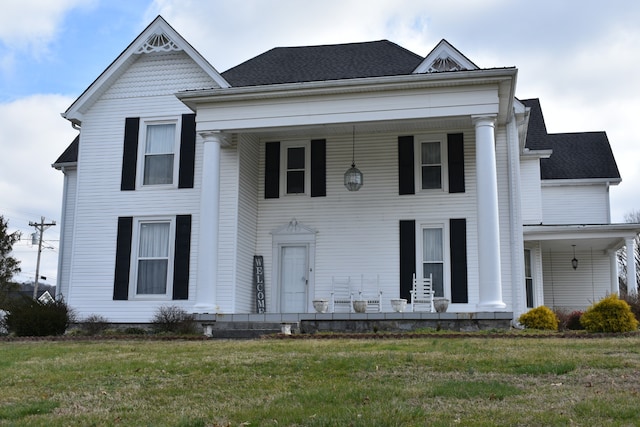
left=427, top=56, right=465, bottom=73
left=136, top=33, right=181, bottom=54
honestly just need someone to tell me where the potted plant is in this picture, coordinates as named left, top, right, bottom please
left=433, top=297, right=449, bottom=313
left=312, top=299, right=329, bottom=313
left=352, top=300, right=367, bottom=313
left=390, top=298, right=407, bottom=312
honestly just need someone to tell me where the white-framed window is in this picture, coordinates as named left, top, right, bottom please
left=139, top=119, right=180, bottom=187
left=524, top=249, right=534, bottom=308
left=415, top=135, right=447, bottom=192
left=280, top=141, right=310, bottom=195
left=421, top=225, right=446, bottom=297
left=131, top=217, right=175, bottom=298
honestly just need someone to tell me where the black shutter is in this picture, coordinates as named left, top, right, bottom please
left=172, top=215, right=192, bottom=300
left=399, top=220, right=416, bottom=301
left=311, top=139, right=326, bottom=197
left=178, top=114, right=196, bottom=189
left=265, top=141, right=280, bottom=199
left=450, top=218, right=468, bottom=303
left=121, top=118, right=140, bottom=191
left=113, top=217, right=133, bottom=300
left=447, top=133, right=465, bottom=193
left=398, top=136, right=415, bottom=195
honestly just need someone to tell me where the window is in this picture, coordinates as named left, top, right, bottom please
left=421, top=141, right=442, bottom=189
left=133, top=219, right=174, bottom=297
left=280, top=141, right=310, bottom=195
left=142, top=121, right=177, bottom=186
left=422, top=227, right=444, bottom=297
left=524, top=249, right=534, bottom=308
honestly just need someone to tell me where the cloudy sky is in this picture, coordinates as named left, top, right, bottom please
left=1, top=0, right=639, bottom=286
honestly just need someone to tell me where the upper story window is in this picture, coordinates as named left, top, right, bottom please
left=141, top=120, right=179, bottom=187
left=421, top=141, right=442, bottom=189
left=281, top=141, right=310, bottom=195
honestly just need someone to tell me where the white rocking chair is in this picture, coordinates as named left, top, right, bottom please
left=331, top=276, right=354, bottom=312
left=356, top=274, right=382, bottom=313
left=410, top=273, right=434, bottom=312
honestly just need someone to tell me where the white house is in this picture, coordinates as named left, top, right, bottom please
left=52, top=16, right=638, bottom=324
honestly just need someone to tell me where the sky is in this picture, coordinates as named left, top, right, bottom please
left=1, top=0, right=639, bottom=287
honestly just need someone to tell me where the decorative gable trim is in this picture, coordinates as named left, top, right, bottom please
left=413, top=39, right=478, bottom=74
left=135, top=32, right=182, bottom=54
left=271, top=219, right=317, bottom=236
left=63, top=16, right=230, bottom=124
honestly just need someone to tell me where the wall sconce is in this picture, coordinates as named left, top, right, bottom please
left=344, top=126, right=363, bottom=191
left=571, top=245, right=578, bottom=270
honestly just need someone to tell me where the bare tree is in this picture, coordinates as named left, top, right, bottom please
left=617, top=210, right=640, bottom=295
left=0, top=215, right=21, bottom=307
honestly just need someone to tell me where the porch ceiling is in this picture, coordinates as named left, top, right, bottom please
left=233, top=115, right=474, bottom=139
left=523, top=223, right=640, bottom=252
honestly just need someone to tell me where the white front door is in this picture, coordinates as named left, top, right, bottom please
left=280, top=245, right=308, bottom=312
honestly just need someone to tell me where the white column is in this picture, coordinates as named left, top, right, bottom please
left=473, top=115, right=506, bottom=310
left=193, top=131, right=229, bottom=313
left=608, top=250, right=620, bottom=295
left=626, top=238, right=637, bottom=295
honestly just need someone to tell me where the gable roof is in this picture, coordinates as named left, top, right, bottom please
left=413, top=39, right=479, bottom=73
left=521, top=98, right=620, bottom=182
left=221, top=40, right=424, bottom=87
left=63, top=16, right=229, bottom=124
left=52, top=135, right=79, bottom=169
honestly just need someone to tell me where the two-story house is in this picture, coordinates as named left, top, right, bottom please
left=52, top=16, right=638, bottom=324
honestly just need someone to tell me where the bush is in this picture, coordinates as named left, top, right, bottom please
left=621, top=293, right=640, bottom=324
left=518, top=306, right=558, bottom=330
left=4, top=296, right=74, bottom=336
left=81, top=314, right=109, bottom=336
left=151, top=305, right=197, bottom=335
left=554, top=309, right=584, bottom=331
left=580, top=294, right=639, bottom=333
left=565, top=311, right=585, bottom=330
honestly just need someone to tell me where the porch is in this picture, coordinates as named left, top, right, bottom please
left=195, top=311, right=513, bottom=338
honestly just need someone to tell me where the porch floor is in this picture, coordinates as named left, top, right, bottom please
left=195, top=312, right=514, bottom=338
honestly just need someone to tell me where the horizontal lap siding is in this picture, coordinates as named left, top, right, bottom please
left=542, top=185, right=610, bottom=224
left=520, top=158, right=543, bottom=224
left=66, top=51, right=218, bottom=321
left=217, top=141, right=239, bottom=312
left=542, top=249, right=611, bottom=310
left=253, top=129, right=507, bottom=312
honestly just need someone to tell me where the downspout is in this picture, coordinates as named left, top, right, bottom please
left=506, top=110, right=525, bottom=324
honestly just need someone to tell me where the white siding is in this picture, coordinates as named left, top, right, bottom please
left=542, top=184, right=610, bottom=224
left=56, top=168, right=77, bottom=300
left=64, top=51, right=218, bottom=322
left=520, top=158, right=543, bottom=224
left=542, top=249, right=612, bottom=310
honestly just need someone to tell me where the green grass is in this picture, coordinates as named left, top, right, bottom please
left=0, top=336, right=639, bottom=426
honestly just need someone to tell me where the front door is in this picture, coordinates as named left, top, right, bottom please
left=280, top=245, right=308, bottom=312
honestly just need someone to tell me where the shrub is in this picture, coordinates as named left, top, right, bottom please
left=151, top=305, right=197, bottom=335
left=518, top=306, right=558, bottom=330
left=566, top=311, right=585, bottom=330
left=81, top=314, right=109, bottom=336
left=580, top=294, right=639, bottom=333
left=621, top=293, right=640, bottom=324
left=4, top=296, right=74, bottom=336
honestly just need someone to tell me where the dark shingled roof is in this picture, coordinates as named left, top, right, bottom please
left=221, top=40, right=424, bottom=87
left=53, top=135, right=79, bottom=165
left=521, top=98, right=620, bottom=181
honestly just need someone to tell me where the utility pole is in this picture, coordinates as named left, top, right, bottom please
left=29, top=217, right=56, bottom=300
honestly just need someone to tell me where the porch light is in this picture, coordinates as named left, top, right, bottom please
left=344, top=126, right=363, bottom=191
left=571, top=245, right=578, bottom=270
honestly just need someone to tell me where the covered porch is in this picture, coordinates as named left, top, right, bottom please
left=524, top=224, right=640, bottom=312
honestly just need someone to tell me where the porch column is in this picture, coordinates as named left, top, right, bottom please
left=193, top=131, right=229, bottom=313
left=626, top=237, right=638, bottom=295
left=609, top=250, right=619, bottom=295
left=473, top=115, right=506, bottom=310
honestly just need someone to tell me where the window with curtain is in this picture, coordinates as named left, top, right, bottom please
left=136, top=221, right=170, bottom=295
left=143, top=123, right=175, bottom=185
left=524, top=249, right=534, bottom=308
left=421, top=141, right=442, bottom=189
left=423, top=227, right=444, bottom=297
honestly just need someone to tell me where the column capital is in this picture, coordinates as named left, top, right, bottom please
left=199, top=130, right=231, bottom=147
left=471, top=115, right=497, bottom=127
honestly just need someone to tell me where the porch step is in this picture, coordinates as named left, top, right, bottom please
left=202, top=321, right=291, bottom=339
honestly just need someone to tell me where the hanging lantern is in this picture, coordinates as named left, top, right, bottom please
left=571, top=245, right=578, bottom=270
left=344, top=126, right=363, bottom=191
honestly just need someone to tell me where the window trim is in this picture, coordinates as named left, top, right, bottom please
left=280, top=140, right=311, bottom=196
left=129, top=216, right=176, bottom=300
left=417, top=222, right=450, bottom=299
left=414, top=134, right=448, bottom=193
left=137, top=117, right=181, bottom=189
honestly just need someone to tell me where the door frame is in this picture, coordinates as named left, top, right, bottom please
left=271, top=219, right=317, bottom=313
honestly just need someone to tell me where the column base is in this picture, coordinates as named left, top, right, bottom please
left=477, top=301, right=507, bottom=311
left=192, top=303, right=218, bottom=314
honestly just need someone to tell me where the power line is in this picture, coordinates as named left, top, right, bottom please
left=28, top=216, right=56, bottom=299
